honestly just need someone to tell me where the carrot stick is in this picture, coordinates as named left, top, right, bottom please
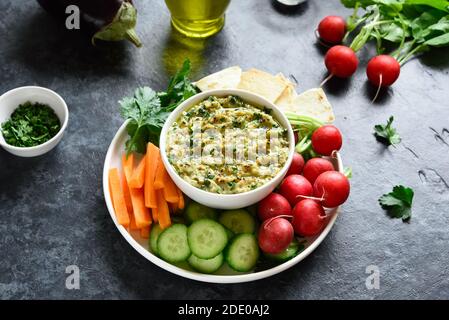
left=152, top=207, right=159, bottom=223
left=156, top=190, right=171, bottom=230
left=163, top=175, right=179, bottom=204
left=129, top=213, right=140, bottom=231
left=154, top=156, right=166, bottom=190
left=122, top=153, right=134, bottom=182
left=129, top=155, right=146, bottom=188
left=129, top=187, right=152, bottom=228
left=144, top=143, right=159, bottom=208
left=170, top=201, right=179, bottom=213
left=121, top=160, right=133, bottom=215
left=177, top=188, right=185, bottom=210
left=140, top=226, right=151, bottom=239
left=109, top=168, right=130, bottom=227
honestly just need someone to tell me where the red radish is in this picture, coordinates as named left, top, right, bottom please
left=318, top=16, right=346, bottom=44
left=324, top=45, right=359, bottom=81
left=367, top=55, right=401, bottom=102
left=286, top=153, right=305, bottom=176
left=258, top=217, right=294, bottom=254
left=311, top=125, right=342, bottom=156
left=367, top=55, right=400, bottom=87
left=303, top=158, right=335, bottom=184
left=258, top=193, right=292, bottom=221
left=292, top=199, right=326, bottom=236
left=313, top=171, right=350, bottom=208
left=279, top=174, right=313, bottom=206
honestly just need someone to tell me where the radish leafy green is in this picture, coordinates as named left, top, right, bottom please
left=342, top=0, right=449, bottom=64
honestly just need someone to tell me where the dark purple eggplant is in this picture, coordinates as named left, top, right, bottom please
left=37, top=0, right=142, bottom=47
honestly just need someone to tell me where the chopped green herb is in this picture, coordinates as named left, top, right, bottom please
left=379, top=185, right=414, bottom=221
left=374, top=116, right=401, bottom=146
left=227, top=181, right=236, bottom=189
left=1, top=101, right=61, bottom=148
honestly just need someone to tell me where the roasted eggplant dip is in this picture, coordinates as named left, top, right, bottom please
left=166, top=95, right=290, bottom=194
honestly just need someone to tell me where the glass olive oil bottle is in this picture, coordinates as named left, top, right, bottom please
left=164, top=0, right=231, bottom=38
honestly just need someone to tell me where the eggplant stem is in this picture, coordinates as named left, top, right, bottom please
left=126, top=30, right=142, bottom=47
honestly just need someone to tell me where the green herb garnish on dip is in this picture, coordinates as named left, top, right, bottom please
left=1, top=101, right=61, bottom=147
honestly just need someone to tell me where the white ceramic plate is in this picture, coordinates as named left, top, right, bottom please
left=103, top=120, right=343, bottom=283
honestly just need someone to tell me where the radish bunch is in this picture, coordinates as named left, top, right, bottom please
left=317, top=15, right=401, bottom=98
left=256, top=123, right=350, bottom=255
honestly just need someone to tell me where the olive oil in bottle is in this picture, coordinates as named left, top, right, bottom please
left=164, top=0, right=231, bottom=38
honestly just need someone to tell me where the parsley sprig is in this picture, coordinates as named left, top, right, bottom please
left=379, top=185, right=414, bottom=221
left=119, top=59, right=198, bottom=154
left=373, top=116, right=401, bottom=146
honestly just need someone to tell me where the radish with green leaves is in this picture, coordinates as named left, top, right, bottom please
left=292, top=199, right=326, bottom=237
left=258, top=193, right=292, bottom=221
left=318, top=16, right=347, bottom=44
left=324, top=45, right=359, bottom=79
left=303, top=158, right=335, bottom=185
left=311, top=125, right=342, bottom=156
left=280, top=175, right=313, bottom=206
left=258, top=217, right=294, bottom=254
left=313, top=171, right=350, bottom=208
left=367, top=55, right=401, bottom=101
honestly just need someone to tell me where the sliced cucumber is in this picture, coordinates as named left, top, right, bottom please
left=264, top=238, right=304, bottom=262
left=188, top=253, right=224, bottom=274
left=219, top=209, right=256, bottom=234
left=226, top=234, right=259, bottom=272
left=187, top=219, right=228, bottom=259
left=157, top=224, right=190, bottom=263
left=149, top=224, right=163, bottom=255
left=185, top=201, right=217, bottom=224
left=225, top=227, right=235, bottom=241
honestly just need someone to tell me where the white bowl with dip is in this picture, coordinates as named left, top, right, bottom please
left=0, top=86, right=69, bottom=157
left=159, top=89, right=296, bottom=210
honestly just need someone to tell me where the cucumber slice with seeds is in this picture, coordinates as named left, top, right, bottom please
left=185, top=202, right=217, bottom=224
left=219, top=209, right=256, bottom=234
left=150, top=224, right=163, bottom=256
left=225, top=234, right=259, bottom=272
left=157, top=224, right=190, bottom=263
left=264, top=238, right=303, bottom=262
left=188, top=253, right=224, bottom=274
left=187, top=219, right=228, bottom=259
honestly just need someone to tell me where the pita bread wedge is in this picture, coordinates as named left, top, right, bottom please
left=237, top=68, right=287, bottom=103
left=275, top=73, right=298, bottom=108
left=196, top=66, right=242, bottom=91
left=278, top=88, right=335, bottom=123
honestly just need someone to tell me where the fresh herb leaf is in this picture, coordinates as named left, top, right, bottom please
left=119, top=59, right=197, bottom=154
left=379, top=185, right=414, bottom=220
left=373, top=116, right=401, bottom=146
left=158, top=59, right=199, bottom=111
left=343, top=166, right=353, bottom=179
left=120, top=86, right=169, bottom=154
left=1, top=101, right=61, bottom=147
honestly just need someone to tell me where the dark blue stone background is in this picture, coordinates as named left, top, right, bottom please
left=1, top=0, right=449, bottom=299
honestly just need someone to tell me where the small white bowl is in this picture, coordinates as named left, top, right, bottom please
left=0, top=86, right=69, bottom=157
left=159, top=89, right=295, bottom=209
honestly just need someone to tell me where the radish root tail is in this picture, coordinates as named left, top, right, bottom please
left=320, top=73, right=334, bottom=87
left=372, top=74, right=383, bottom=104
left=264, top=215, right=293, bottom=230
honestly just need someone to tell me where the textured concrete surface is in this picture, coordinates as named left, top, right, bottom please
left=1, top=0, right=449, bottom=299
